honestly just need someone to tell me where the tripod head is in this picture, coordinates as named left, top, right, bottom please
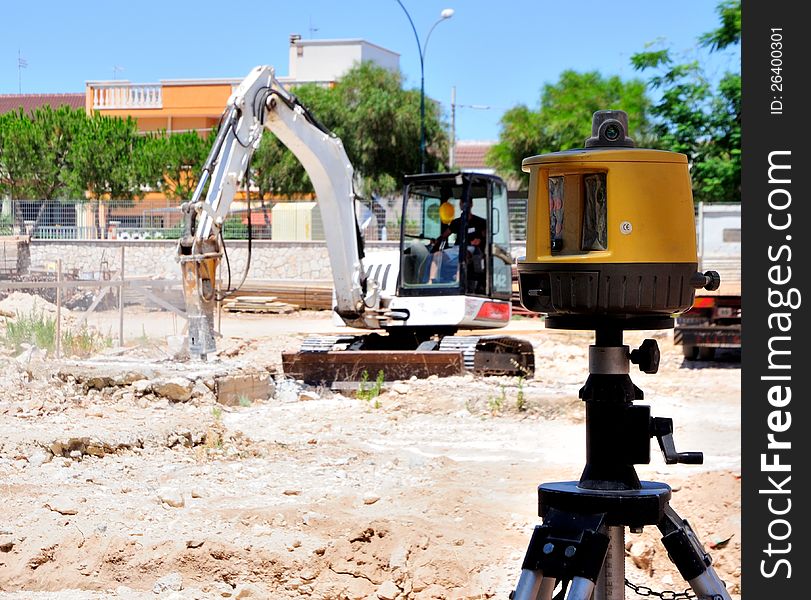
left=579, top=325, right=702, bottom=491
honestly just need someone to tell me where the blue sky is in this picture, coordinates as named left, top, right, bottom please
left=2, top=0, right=739, bottom=141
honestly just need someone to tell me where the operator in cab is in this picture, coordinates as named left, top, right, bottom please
left=429, top=199, right=488, bottom=293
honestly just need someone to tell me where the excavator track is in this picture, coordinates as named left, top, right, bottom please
left=282, top=334, right=535, bottom=385
left=440, top=335, right=535, bottom=377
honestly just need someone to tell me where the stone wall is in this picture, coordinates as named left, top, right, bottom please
left=28, top=239, right=528, bottom=281
left=27, top=240, right=399, bottom=281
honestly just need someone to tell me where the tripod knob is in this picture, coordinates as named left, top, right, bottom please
left=691, top=270, right=721, bottom=291
left=630, top=339, right=660, bottom=374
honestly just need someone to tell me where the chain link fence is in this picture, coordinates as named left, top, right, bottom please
left=0, top=248, right=188, bottom=360
left=1, top=196, right=529, bottom=243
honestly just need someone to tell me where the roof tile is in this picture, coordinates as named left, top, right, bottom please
left=0, top=93, right=85, bottom=115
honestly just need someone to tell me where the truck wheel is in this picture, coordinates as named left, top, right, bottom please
left=698, top=347, right=716, bottom=361
left=682, top=345, right=698, bottom=360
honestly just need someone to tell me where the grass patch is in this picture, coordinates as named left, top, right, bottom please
left=2, top=309, right=112, bottom=357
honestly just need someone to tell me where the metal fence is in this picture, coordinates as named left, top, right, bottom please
left=1, top=197, right=529, bottom=242
left=0, top=248, right=189, bottom=360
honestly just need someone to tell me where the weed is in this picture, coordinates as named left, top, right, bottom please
left=238, top=395, right=252, bottom=407
left=515, top=376, right=527, bottom=412
left=64, top=324, right=110, bottom=357
left=357, top=369, right=385, bottom=406
left=212, top=406, right=223, bottom=421
left=487, top=385, right=507, bottom=415
left=137, top=325, right=150, bottom=346
left=3, top=309, right=56, bottom=353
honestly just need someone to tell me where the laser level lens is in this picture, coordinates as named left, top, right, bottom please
left=604, top=124, right=620, bottom=141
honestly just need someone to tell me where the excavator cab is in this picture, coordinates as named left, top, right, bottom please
left=398, top=172, right=513, bottom=302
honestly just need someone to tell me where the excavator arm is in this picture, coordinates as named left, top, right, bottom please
left=177, top=66, right=380, bottom=359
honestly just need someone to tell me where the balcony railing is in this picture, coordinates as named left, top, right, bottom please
left=90, top=82, right=163, bottom=109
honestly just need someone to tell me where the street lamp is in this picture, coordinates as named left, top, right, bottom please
left=394, top=2, right=454, bottom=173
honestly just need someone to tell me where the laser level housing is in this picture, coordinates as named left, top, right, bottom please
left=517, top=110, right=718, bottom=330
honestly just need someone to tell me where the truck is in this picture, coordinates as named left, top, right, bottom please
left=176, top=65, right=534, bottom=382
left=673, top=202, right=741, bottom=360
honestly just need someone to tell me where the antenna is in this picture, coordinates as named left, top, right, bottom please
left=17, top=50, right=28, bottom=94
left=113, top=65, right=125, bottom=80
left=308, top=16, right=319, bottom=37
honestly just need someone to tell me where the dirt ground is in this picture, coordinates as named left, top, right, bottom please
left=0, top=301, right=741, bottom=599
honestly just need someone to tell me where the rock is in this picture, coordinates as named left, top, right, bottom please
left=192, top=380, right=215, bottom=402
left=388, top=544, right=409, bottom=569
left=298, top=390, right=320, bottom=401
left=45, top=497, right=79, bottom=515
left=132, top=379, right=152, bottom=395
left=629, top=540, right=655, bottom=572
left=69, top=450, right=83, bottom=460
left=215, top=373, right=273, bottom=406
left=207, top=581, right=235, bottom=597
left=376, top=580, right=400, bottom=600
left=84, top=439, right=106, bottom=457
left=363, top=493, right=380, bottom=505
left=235, top=583, right=266, bottom=598
left=392, top=383, right=410, bottom=395
left=115, top=586, right=135, bottom=596
left=152, top=377, right=194, bottom=402
left=157, top=488, right=185, bottom=508
left=27, top=448, right=52, bottom=467
left=153, top=572, right=183, bottom=593
left=0, top=536, right=14, bottom=552
left=283, top=489, right=301, bottom=496
left=186, top=539, right=205, bottom=549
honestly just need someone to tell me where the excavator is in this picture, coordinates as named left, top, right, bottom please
left=177, top=65, right=534, bottom=383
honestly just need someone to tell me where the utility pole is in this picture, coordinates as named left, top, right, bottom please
left=449, top=85, right=456, bottom=170
left=17, top=50, right=27, bottom=94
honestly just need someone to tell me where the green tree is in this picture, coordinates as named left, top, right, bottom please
left=0, top=106, right=86, bottom=201
left=331, top=62, right=447, bottom=193
left=0, top=106, right=88, bottom=233
left=0, top=109, right=40, bottom=200
left=488, top=71, right=653, bottom=189
left=134, top=129, right=215, bottom=201
left=631, top=0, right=741, bottom=202
left=63, top=114, right=142, bottom=237
left=65, top=113, right=141, bottom=200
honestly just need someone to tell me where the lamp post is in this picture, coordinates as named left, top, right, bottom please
left=449, top=85, right=494, bottom=170
left=394, top=2, right=454, bottom=173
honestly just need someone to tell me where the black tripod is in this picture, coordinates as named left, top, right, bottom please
left=511, top=324, right=731, bottom=600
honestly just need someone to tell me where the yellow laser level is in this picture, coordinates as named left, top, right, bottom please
left=517, top=110, right=719, bottom=330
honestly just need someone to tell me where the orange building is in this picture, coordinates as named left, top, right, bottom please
left=85, top=78, right=235, bottom=135
left=84, top=37, right=399, bottom=135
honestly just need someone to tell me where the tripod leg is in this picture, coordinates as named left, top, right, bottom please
left=594, top=526, right=624, bottom=600
left=512, top=570, right=556, bottom=600
left=567, top=577, right=596, bottom=600
left=658, top=505, right=731, bottom=600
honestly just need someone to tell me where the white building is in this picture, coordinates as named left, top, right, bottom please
left=285, top=35, right=400, bottom=85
